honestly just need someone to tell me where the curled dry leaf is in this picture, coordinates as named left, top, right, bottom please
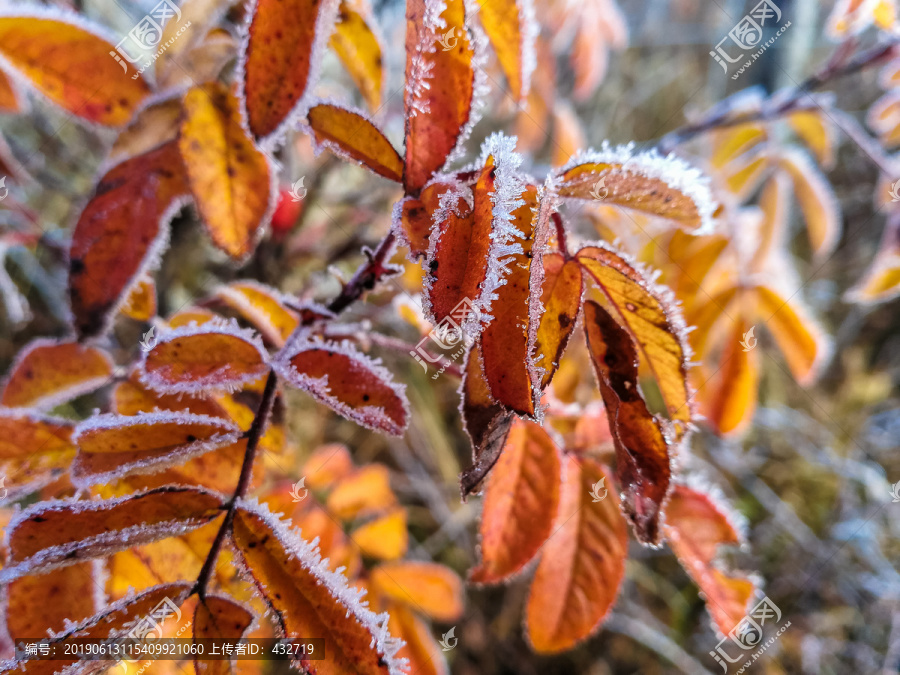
left=231, top=499, right=407, bottom=675
left=0, top=583, right=191, bottom=675
left=0, top=486, right=223, bottom=582
left=3, top=561, right=102, bottom=642
left=239, top=0, right=340, bottom=145
left=306, top=102, right=404, bottom=182
left=68, top=141, right=190, bottom=338
left=0, top=410, right=75, bottom=502
left=583, top=299, right=673, bottom=545
left=179, top=82, right=275, bottom=260
left=576, top=244, right=694, bottom=436
left=140, top=320, right=270, bottom=396
left=1, top=338, right=113, bottom=410
left=525, top=456, right=627, bottom=653
left=193, top=594, right=256, bottom=675
left=274, top=338, right=409, bottom=436
left=459, top=343, right=514, bottom=497
left=70, top=411, right=242, bottom=488
left=556, top=144, right=716, bottom=233
left=330, top=0, right=385, bottom=110
left=664, top=483, right=755, bottom=636
left=370, top=561, right=464, bottom=622
left=533, top=252, right=583, bottom=390
left=214, top=280, right=300, bottom=348
left=0, top=11, right=149, bottom=125
left=470, top=419, right=560, bottom=584
left=403, top=0, right=476, bottom=193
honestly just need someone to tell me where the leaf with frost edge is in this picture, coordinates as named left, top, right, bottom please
left=139, top=317, right=271, bottom=396
left=214, top=280, right=299, bottom=347
left=0, top=408, right=76, bottom=505
left=274, top=336, right=410, bottom=436
left=232, top=497, right=409, bottom=674
left=70, top=410, right=242, bottom=488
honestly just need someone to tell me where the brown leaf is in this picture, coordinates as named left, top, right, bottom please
left=231, top=500, right=406, bottom=674
left=0, top=410, right=75, bottom=502
left=0, top=486, right=223, bottom=581
left=583, top=299, right=673, bottom=545
left=274, top=338, right=409, bottom=436
left=664, top=484, right=755, bottom=636
left=403, top=0, right=478, bottom=193
left=470, top=419, right=560, bottom=584
left=239, top=0, right=339, bottom=144
left=194, top=595, right=256, bottom=675
left=532, top=252, right=583, bottom=390
left=306, top=102, right=404, bottom=181
left=68, top=141, right=190, bottom=338
left=109, top=93, right=183, bottom=163
left=525, top=456, right=627, bottom=653
left=395, top=180, right=455, bottom=258
left=1, top=339, right=113, bottom=410
left=70, top=411, right=242, bottom=488
left=179, top=83, right=275, bottom=260
left=140, top=320, right=270, bottom=396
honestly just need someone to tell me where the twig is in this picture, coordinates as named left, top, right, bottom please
left=324, top=232, right=398, bottom=317
left=192, top=369, right=278, bottom=599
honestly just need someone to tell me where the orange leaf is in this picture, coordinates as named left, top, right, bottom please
left=778, top=148, right=841, bottom=258
left=194, top=595, right=256, bottom=675
left=846, top=214, right=900, bottom=304
left=664, top=484, right=755, bottom=636
left=302, top=442, right=355, bottom=490
left=1, top=339, right=113, bottom=410
left=1, top=583, right=191, bottom=675
left=3, top=561, right=102, bottom=642
left=0, top=410, right=75, bottom=502
left=231, top=501, right=406, bottom=674
left=525, top=456, right=627, bottom=653
left=386, top=603, right=448, bottom=675
left=577, top=244, right=694, bottom=434
left=583, top=300, right=673, bottom=544
left=480, top=185, right=550, bottom=415
left=109, top=93, right=183, bottom=163
left=700, top=317, right=759, bottom=436
left=140, top=320, right=270, bottom=396
left=396, top=180, right=455, bottom=258
left=532, top=252, right=583, bottom=390
left=239, top=0, right=339, bottom=144
left=556, top=146, right=716, bottom=232
left=471, top=419, right=560, bottom=584
left=113, top=369, right=229, bottom=418
left=753, top=285, right=830, bottom=385
left=275, top=338, right=409, bottom=435
left=330, top=0, right=384, bottom=110
left=68, top=141, right=190, bottom=338
left=326, top=464, right=397, bottom=520
left=70, top=411, right=242, bottom=488
left=403, top=0, right=478, bottom=193
left=179, top=83, right=275, bottom=260
left=352, top=507, right=409, bottom=560
left=787, top=110, right=835, bottom=169
left=370, top=561, right=464, bottom=622
left=551, top=102, right=585, bottom=167
left=214, top=280, right=300, bottom=348
left=0, top=70, right=22, bottom=113
left=120, top=274, right=157, bottom=322
left=459, top=343, right=514, bottom=496
left=0, top=12, right=150, bottom=125
left=0, top=486, right=223, bottom=581
left=475, top=0, right=536, bottom=101
left=292, top=501, right=362, bottom=574
left=306, top=102, right=403, bottom=181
